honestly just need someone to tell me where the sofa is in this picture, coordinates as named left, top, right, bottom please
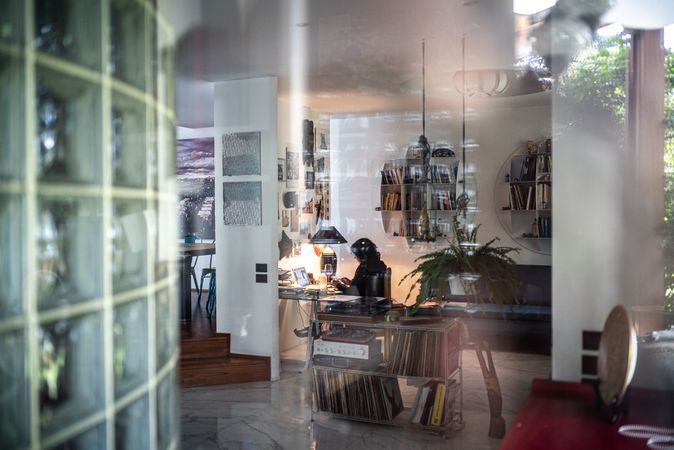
left=441, top=265, right=552, bottom=354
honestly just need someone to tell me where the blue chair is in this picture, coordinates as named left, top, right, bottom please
left=206, top=274, right=216, bottom=317
left=197, top=240, right=216, bottom=307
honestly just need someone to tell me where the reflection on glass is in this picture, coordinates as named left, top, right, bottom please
left=156, top=371, right=177, bottom=450
left=155, top=289, right=177, bottom=370
left=37, top=197, right=103, bottom=310
left=0, top=55, right=25, bottom=181
left=113, top=299, right=148, bottom=398
left=0, top=195, right=23, bottom=318
left=109, top=0, right=147, bottom=89
left=38, top=314, right=104, bottom=436
left=50, top=422, right=106, bottom=450
left=111, top=94, right=147, bottom=188
left=34, top=0, right=72, bottom=57
left=36, top=68, right=102, bottom=184
left=0, top=331, right=29, bottom=448
left=36, top=84, right=66, bottom=179
left=115, top=395, right=149, bottom=450
left=34, top=0, right=101, bottom=70
left=111, top=200, right=148, bottom=293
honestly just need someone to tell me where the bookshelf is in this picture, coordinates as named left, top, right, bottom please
left=379, top=150, right=459, bottom=241
left=496, top=138, right=552, bottom=255
left=310, top=318, right=463, bottom=435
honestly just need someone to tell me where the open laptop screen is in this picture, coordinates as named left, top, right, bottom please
left=292, top=267, right=310, bottom=286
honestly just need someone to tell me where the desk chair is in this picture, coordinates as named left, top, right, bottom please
left=363, top=267, right=392, bottom=298
left=196, top=239, right=216, bottom=307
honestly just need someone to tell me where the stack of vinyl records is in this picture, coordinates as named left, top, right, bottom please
left=313, top=368, right=404, bottom=421
left=386, top=329, right=460, bottom=377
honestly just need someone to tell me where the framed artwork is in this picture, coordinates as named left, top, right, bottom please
left=303, top=119, right=314, bottom=168
left=290, top=208, right=299, bottom=232
left=176, top=137, right=215, bottom=239
left=315, top=126, right=329, bottom=152
left=281, top=210, right=289, bottom=228
left=305, top=171, right=315, bottom=190
left=286, top=148, right=300, bottom=188
left=222, top=182, right=262, bottom=226
left=316, top=157, right=325, bottom=174
left=277, top=158, right=285, bottom=181
left=300, top=191, right=314, bottom=214
left=222, top=131, right=261, bottom=176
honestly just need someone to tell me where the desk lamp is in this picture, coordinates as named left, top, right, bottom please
left=310, top=226, right=347, bottom=277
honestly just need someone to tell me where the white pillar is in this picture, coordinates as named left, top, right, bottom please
left=214, top=77, right=280, bottom=380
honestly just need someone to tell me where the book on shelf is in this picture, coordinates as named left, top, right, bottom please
left=381, top=192, right=401, bottom=210
left=409, top=380, right=458, bottom=427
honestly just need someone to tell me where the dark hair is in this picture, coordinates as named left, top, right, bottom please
left=350, top=238, right=379, bottom=261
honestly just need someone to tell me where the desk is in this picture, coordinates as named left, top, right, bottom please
left=500, top=379, right=674, bottom=450
left=278, top=288, right=387, bottom=368
left=178, top=243, right=215, bottom=321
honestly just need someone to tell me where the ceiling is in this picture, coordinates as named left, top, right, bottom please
left=163, top=0, right=529, bottom=128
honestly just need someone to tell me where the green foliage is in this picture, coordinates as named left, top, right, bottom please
left=560, top=32, right=674, bottom=312
left=399, top=216, right=520, bottom=314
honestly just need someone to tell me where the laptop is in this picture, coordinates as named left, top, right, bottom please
left=292, top=267, right=310, bottom=287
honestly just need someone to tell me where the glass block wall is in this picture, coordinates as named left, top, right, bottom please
left=0, top=1, right=179, bottom=449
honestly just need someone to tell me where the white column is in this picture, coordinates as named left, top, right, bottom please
left=214, top=77, right=280, bottom=380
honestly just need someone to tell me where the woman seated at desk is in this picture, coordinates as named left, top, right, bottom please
left=332, top=238, right=388, bottom=296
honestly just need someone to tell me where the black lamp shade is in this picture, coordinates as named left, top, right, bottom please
left=310, top=226, right=347, bottom=244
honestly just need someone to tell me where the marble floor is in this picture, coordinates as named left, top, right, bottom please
left=181, top=346, right=550, bottom=450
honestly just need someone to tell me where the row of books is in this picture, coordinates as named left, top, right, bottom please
left=386, top=328, right=460, bottom=377
left=410, top=380, right=458, bottom=427
left=516, top=155, right=537, bottom=182
left=534, top=217, right=552, bottom=238
left=509, top=184, right=536, bottom=210
left=313, top=368, right=404, bottom=421
left=381, top=166, right=405, bottom=185
left=431, top=191, right=456, bottom=210
left=513, top=154, right=552, bottom=182
left=429, top=165, right=457, bottom=184
left=405, top=191, right=425, bottom=211
left=537, top=183, right=551, bottom=209
left=537, top=154, right=552, bottom=174
left=381, top=192, right=401, bottom=210
left=381, top=165, right=459, bottom=185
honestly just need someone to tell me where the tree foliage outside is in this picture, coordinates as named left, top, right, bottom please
left=557, top=32, right=674, bottom=311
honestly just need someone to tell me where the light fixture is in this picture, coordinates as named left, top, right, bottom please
left=310, top=225, right=347, bottom=276
left=457, top=35, right=471, bottom=219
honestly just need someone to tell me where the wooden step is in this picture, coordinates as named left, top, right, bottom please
left=181, top=333, right=230, bottom=360
left=180, top=353, right=271, bottom=387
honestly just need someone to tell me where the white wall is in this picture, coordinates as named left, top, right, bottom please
left=330, top=97, right=551, bottom=303
left=214, top=77, right=280, bottom=379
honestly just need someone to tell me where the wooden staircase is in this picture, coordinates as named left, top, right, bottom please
left=180, top=333, right=271, bottom=387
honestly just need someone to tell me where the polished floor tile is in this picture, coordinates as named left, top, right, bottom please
left=181, top=349, right=550, bottom=449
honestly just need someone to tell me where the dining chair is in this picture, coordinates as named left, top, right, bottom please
left=197, top=239, right=216, bottom=307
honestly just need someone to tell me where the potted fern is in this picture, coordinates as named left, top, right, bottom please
left=400, top=216, right=521, bottom=314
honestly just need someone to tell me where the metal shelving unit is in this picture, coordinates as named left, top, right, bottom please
left=309, top=317, right=464, bottom=437
left=0, top=1, right=178, bottom=449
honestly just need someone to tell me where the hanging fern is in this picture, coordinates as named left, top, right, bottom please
left=400, top=216, right=520, bottom=314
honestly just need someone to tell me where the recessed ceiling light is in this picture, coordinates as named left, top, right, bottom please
left=513, top=0, right=557, bottom=15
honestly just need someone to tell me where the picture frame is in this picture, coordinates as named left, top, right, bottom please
left=305, top=171, right=315, bottom=190
left=315, top=126, right=329, bottom=153
left=277, top=158, right=285, bottom=181
left=286, top=148, right=300, bottom=188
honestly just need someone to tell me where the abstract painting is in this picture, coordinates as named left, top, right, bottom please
left=222, top=182, right=262, bottom=226
left=176, top=138, right=215, bottom=239
left=222, top=131, right=261, bottom=176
